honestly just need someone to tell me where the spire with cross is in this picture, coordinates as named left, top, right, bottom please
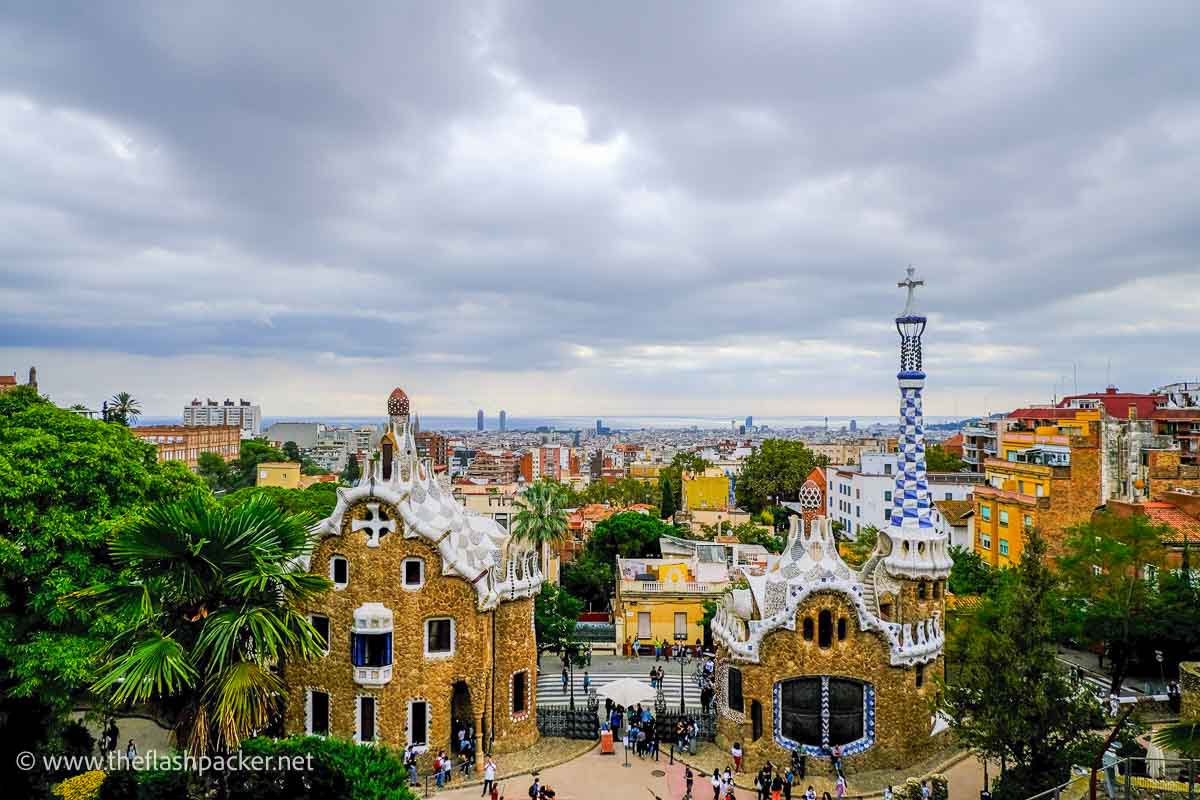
left=897, top=265, right=924, bottom=317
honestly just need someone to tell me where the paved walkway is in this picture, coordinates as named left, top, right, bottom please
left=537, top=668, right=703, bottom=708
left=434, top=738, right=991, bottom=800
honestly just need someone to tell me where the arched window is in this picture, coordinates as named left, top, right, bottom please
left=751, top=700, right=763, bottom=741
left=818, top=610, right=833, bottom=649
left=837, top=617, right=847, bottom=641
left=802, top=617, right=814, bottom=641
left=917, top=581, right=927, bottom=600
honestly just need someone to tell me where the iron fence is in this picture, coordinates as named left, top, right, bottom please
left=536, top=705, right=600, bottom=740
left=1024, top=757, right=1199, bottom=800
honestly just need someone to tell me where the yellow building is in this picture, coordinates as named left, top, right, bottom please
left=973, top=408, right=1103, bottom=567
left=614, top=552, right=729, bottom=652
left=628, top=462, right=664, bottom=483
left=681, top=471, right=731, bottom=511
left=257, top=461, right=301, bottom=488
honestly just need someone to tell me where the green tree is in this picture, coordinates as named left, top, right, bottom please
left=220, top=483, right=340, bottom=522
left=106, top=391, right=142, bottom=426
left=657, top=452, right=712, bottom=511
left=948, top=545, right=996, bottom=596
left=938, top=528, right=1096, bottom=800
left=300, top=456, right=327, bottom=476
left=841, top=525, right=879, bottom=568
left=560, top=553, right=613, bottom=611
left=0, top=388, right=202, bottom=794
left=586, top=511, right=670, bottom=566
left=340, top=454, right=361, bottom=484
left=659, top=475, right=677, bottom=520
left=1057, top=512, right=1168, bottom=695
left=534, top=583, right=584, bottom=658
left=80, top=493, right=330, bottom=755
left=728, top=520, right=786, bottom=554
left=734, top=439, right=827, bottom=512
left=231, top=439, right=288, bottom=488
left=512, top=480, right=570, bottom=567
left=282, top=441, right=302, bottom=461
left=196, top=451, right=233, bottom=492
left=925, top=443, right=967, bottom=472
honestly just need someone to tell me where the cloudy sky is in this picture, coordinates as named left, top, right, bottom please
left=2, top=2, right=1198, bottom=419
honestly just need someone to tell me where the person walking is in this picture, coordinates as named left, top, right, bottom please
left=125, top=739, right=137, bottom=761
left=711, top=768, right=722, bottom=800
left=685, top=765, right=695, bottom=800
left=528, top=777, right=541, bottom=800
left=632, top=636, right=641, bottom=660
left=434, top=751, right=446, bottom=788
left=920, top=781, right=930, bottom=800
left=561, top=665, right=569, bottom=693
left=783, top=766, right=794, bottom=800
left=835, top=775, right=847, bottom=800
left=650, top=666, right=658, bottom=689
left=771, top=771, right=784, bottom=800
left=731, top=742, right=743, bottom=773
left=583, top=671, right=591, bottom=694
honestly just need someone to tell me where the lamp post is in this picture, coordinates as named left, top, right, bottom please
left=674, top=639, right=689, bottom=715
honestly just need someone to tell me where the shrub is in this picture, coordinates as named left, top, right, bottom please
left=929, top=774, right=949, bottom=800
left=52, top=770, right=106, bottom=800
left=226, top=736, right=415, bottom=800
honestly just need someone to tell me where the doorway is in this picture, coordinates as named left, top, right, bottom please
left=450, top=681, right=473, bottom=754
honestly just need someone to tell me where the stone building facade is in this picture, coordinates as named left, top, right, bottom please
left=711, top=270, right=948, bottom=773
left=284, top=387, right=543, bottom=761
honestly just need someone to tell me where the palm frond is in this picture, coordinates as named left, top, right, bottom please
left=92, top=632, right=199, bottom=706
left=204, top=661, right=284, bottom=752
left=1153, top=721, right=1200, bottom=758
left=193, top=607, right=296, bottom=669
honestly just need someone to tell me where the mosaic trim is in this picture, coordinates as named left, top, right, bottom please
left=772, top=677, right=876, bottom=757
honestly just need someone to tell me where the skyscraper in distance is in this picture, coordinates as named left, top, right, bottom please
left=745, top=415, right=753, bottom=429
left=595, top=419, right=602, bottom=435
left=850, top=418, right=858, bottom=433
left=477, top=409, right=484, bottom=431
left=499, top=410, right=507, bottom=432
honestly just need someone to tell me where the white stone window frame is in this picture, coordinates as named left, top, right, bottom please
left=305, top=687, right=332, bottom=737
left=355, top=693, right=379, bottom=745
left=510, top=669, right=531, bottom=721
left=424, top=617, right=456, bottom=659
left=401, top=557, right=425, bottom=591
left=310, top=613, right=331, bottom=656
left=407, top=697, right=431, bottom=752
left=330, top=555, right=350, bottom=590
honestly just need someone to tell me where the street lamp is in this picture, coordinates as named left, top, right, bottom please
left=674, top=638, right=690, bottom=715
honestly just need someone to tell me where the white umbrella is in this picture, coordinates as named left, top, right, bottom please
left=597, top=677, right=657, bottom=709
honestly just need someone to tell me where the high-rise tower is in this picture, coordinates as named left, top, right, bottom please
left=882, top=267, right=952, bottom=579
left=476, top=409, right=484, bottom=432
left=499, top=409, right=507, bottom=432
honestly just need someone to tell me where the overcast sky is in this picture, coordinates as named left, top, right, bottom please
left=2, top=2, right=1197, bottom=418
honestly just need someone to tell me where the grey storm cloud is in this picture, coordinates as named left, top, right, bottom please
left=0, top=0, right=1197, bottom=416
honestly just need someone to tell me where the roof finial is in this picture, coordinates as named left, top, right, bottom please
left=898, top=264, right=924, bottom=316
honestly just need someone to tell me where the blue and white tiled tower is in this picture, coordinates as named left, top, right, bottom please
left=882, top=267, right=952, bottom=579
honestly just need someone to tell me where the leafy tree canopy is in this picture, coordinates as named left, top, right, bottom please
left=925, top=442, right=967, bottom=473
left=947, top=545, right=997, bottom=596
left=841, top=524, right=879, bottom=568
left=734, top=439, right=827, bottom=512
left=586, top=511, right=670, bottom=565
left=231, top=439, right=287, bottom=489
left=1057, top=512, right=1168, bottom=694
left=220, top=483, right=340, bottom=522
left=0, top=387, right=202, bottom=792
left=534, top=583, right=584, bottom=656
left=560, top=553, right=613, bottom=612
left=938, top=528, right=1096, bottom=800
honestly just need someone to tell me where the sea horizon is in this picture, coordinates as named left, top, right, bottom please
left=134, top=413, right=970, bottom=432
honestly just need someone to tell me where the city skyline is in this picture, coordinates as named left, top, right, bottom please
left=2, top=3, right=1198, bottom=416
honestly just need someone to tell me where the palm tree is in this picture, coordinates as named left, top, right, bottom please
left=511, top=480, right=569, bottom=568
left=1153, top=721, right=1200, bottom=758
left=77, top=493, right=330, bottom=755
left=108, top=391, right=142, bottom=425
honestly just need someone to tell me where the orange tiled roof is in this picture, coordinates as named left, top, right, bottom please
left=1143, top=502, right=1200, bottom=544
left=804, top=466, right=827, bottom=488
left=0, top=375, right=15, bottom=385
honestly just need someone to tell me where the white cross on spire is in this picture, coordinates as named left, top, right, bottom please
left=898, top=265, right=924, bottom=316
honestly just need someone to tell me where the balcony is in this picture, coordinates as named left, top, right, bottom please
left=963, top=426, right=995, bottom=438
left=619, top=580, right=727, bottom=595
left=354, top=665, right=393, bottom=687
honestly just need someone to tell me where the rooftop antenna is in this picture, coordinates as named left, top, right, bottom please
left=1106, top=358, right=1111, bottom=388
left=1073, top=362, right=1078, bottom=395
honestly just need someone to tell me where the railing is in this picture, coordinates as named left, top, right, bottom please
left=354, top=664, right=393, bottom=686
left=1024, top=756, right=1199, bottom=800
left=620, top=580, right=727, bottom=594
left=537, top=706, right=599, bottom=739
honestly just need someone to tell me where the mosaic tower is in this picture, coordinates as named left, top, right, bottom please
left=882, top=267, right=952, bottom=579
